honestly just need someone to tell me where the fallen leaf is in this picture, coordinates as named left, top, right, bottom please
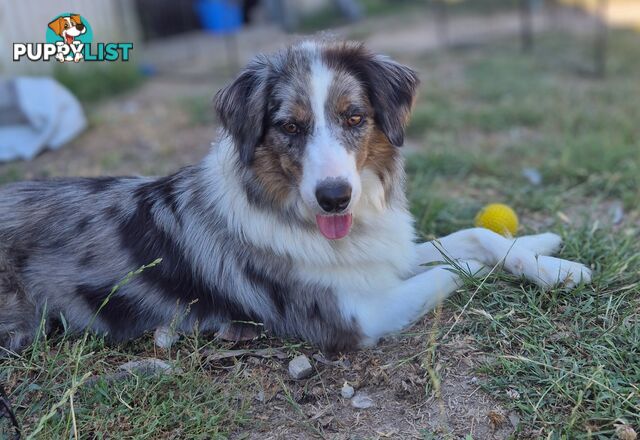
left=488, top=409, right=507, bottom=429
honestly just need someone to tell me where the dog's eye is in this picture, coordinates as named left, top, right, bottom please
left=281, top=122, right=299, bottom=135
left=64, top=23, right=69, bottom=29
left=346, top=115, right=363, bottom=127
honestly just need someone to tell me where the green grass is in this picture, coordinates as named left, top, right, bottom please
left=406, top=29, right=640, bottom=438
left=2, top=338, right=249, bottom=438
left=1, top=334, right=250, bottom=439
left=0, top=166, right=24, bottom=186
left=298, top=0, right=527, bottom=32
left=407, top=30, right=640, bottom=211
left=1, top=264, right=251, bottom=439
left=54, top=62, right=144, bottom=104
left=179, top=95, right=215, bottom=127
left=298, top=0, right=428, bottom=32
left=443, top=228, right=640, bottom=438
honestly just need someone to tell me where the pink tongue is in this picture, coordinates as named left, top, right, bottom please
left=316, top=214, right=353, bottom=240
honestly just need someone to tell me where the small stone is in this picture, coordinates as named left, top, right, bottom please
left=469, top=376, right=479, bottom=385
left=341, top=382, right=355, bottom=399
left=288, top=354, right=313, bottom=379
left=351, top=392, right=374, bottom=409
left=615, top=421, right=637, bottom=440
left=508, top=412, right=520, bottom=428
left=610, top=202, right=625, bottom=225
left=118, top=358, right=178, bottom=376
left=522, top=167, right=543, bottom=186
left=85, top=358, right=180, bottom=387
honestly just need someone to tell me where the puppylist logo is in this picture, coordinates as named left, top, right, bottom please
left=13, top=13, right=133, bottom=63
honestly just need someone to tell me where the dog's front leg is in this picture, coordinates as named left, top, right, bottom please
left=414, top=230, right=563, bottom=271
left=350, top=260, right=487, bottom=346
left=413, top=228, right=591, bottom=289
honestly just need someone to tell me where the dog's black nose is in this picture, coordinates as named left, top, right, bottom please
left=315, top=180, right=352, bottom=213
left=76, top=23, right=85, bottom=31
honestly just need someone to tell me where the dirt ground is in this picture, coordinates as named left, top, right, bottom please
left=0, top=8, right=617, bottom=439
left=224, top=315, right=518, bottom=439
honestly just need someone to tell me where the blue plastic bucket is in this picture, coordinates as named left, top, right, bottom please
left=196, top=0, right=242, bottom=34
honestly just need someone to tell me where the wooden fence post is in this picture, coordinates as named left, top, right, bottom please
left=434, top=0, right=450, bottom=49
left=594, top=0, right=608, bottom=78
left=520, top=0, right=534, bottom=52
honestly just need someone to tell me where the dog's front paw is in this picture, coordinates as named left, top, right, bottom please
left=74, top=52, right=83, bottom=63
left=514, top=232, right=563, bottom=256
left=532, top=255, right=592, bottom=289
left=55, top=53, right=65, bottom=63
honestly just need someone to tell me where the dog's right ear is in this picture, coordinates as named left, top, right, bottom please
left=214, top=56, right=270, bottom=165
left=360, top=55, right=419, bottom=148
left=48, top=17, right=64, bottom=36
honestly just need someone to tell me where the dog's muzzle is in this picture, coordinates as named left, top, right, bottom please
left=314, top=179, right=353, bottom=240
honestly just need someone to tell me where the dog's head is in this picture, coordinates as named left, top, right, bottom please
left=215, top=41, right=419, bottom=240
left=48, top=15, right=86, bottom=44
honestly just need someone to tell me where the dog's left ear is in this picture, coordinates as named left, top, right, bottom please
left=71, top=14, right=83, bottom=25
left=214, top=56, right=270, bottom=165
left=48, top=17, right=64, bottom=35
left=361, top=55, right=419, bottom=147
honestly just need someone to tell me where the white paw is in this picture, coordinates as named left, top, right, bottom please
left=74, top=52, right=83, bottom=62
left=514, top=233, right=563, bottom=256
left=531, top=255, right=592, bottom=289
left=154, top=326, right=179, bottom=349
left=55, top=53, right=65, bottom=63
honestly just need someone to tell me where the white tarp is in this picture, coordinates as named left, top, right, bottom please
left=0, top=77, right=86, bottom=162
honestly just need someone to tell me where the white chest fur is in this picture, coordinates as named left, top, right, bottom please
left=204, top=138, right=417, bottom=294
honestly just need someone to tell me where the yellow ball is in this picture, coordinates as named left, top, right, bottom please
left=474, top=203, right=519, bottom=237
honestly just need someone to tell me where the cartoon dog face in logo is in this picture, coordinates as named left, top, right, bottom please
left=48, top=14, right=86, bottom=62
